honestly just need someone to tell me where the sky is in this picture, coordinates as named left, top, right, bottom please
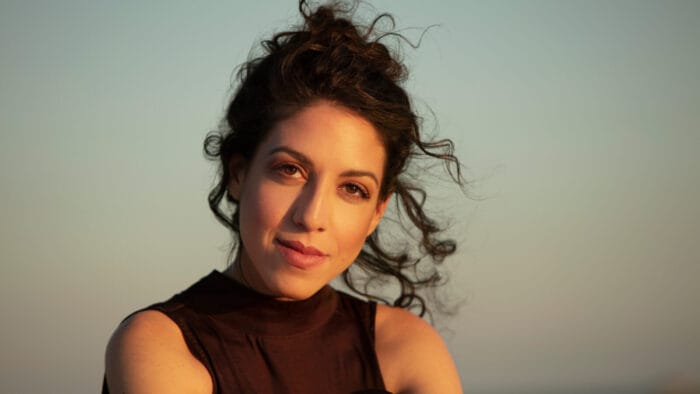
left=1, top=1, right=699, bottom=393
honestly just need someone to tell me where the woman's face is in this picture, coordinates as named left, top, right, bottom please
left=228, top=100, right=389, bottom=300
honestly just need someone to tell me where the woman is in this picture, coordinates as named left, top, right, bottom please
left=105, top=1, right=464, bottom=393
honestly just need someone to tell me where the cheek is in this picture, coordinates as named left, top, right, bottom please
left=334, top=209, right=376, bottom=259
left=239, top=180, right=293, bottom=237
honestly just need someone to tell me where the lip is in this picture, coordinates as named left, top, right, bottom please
left=275, top=238, right=327, bottom=269
left=276, top=239, right=325, bottom=255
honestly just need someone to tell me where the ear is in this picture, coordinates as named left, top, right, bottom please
left=366, top=195, right=391, bottom=237
left=226, top=155, right=248, bottom=201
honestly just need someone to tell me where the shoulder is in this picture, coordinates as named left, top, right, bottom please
left=374, top=304, right=463, bottom=394
left=104, top=309, right=212, bottom=394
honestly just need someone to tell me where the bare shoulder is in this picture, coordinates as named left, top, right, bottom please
left=104, top=310, right=212, bottom=394
left=375, top=304, right=463, bottom=394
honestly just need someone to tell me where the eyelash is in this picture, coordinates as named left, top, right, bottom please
left=342, top=183, right=370, bottom=200
left=273, top=163, right=371, bottom=200
left=275, top=163, right=302, bottom=177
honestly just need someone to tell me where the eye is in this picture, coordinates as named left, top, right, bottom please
left=280, top=164, right=298, bottom=175
left=342, top=183, right=370, bottom=200
left=275, top=163, right=303, bottom=178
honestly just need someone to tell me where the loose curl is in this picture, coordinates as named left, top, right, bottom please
left=204, top=0, right=464, bottom=317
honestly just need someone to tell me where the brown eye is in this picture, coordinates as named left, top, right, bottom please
left=280, top=164, right=298, bottom=175
left=343, top=183, right=370, bottom=200
left=275, top=163, right=302, bottom=178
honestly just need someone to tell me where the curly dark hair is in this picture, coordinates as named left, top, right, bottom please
left=203, top=0, right=464, bottom=317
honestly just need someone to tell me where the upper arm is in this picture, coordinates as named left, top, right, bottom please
left=104, top=310, right=212, bottom=394
left=375, top=305, right=463, bottom=394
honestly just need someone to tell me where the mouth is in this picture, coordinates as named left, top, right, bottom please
left=275, top=238, right=326, bottom=256
left=274, top=238, right=327, bottom=269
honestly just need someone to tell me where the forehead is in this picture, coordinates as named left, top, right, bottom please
left=260, top=101, right=386, bottom=173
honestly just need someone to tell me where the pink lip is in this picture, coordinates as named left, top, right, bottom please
left=275, top=238, right=327, bottom=269
left=276, top=239, right=326, bottom=256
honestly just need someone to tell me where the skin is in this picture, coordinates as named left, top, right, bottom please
left=225, top=100, right=389, bottom=301
left=105, top=100, right=463, bottom=393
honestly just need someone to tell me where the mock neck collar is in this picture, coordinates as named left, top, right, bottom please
left=175, top=270, right=338, bottom=336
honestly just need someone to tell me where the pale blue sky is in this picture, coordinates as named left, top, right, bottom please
left=1, top=1, right=699, bottom=393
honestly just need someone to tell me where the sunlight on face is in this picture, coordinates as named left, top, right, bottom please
left=227, top=100, right=389, bottom=300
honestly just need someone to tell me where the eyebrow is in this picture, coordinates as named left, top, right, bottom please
left=339, top=170, right=379, bottom=186
left=267, top=146, right=380, bottom=186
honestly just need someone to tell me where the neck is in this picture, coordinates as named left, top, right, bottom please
left=223, top=251, right=297, bottom=302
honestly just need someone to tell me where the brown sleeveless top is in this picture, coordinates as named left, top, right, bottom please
left=103, top=270, right=391, bottom=394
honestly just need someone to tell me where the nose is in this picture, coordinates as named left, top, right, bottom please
left=291, top=178, right=328, bottom=232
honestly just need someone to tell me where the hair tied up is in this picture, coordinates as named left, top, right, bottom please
left=204, top=0, right=466, bottom=318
